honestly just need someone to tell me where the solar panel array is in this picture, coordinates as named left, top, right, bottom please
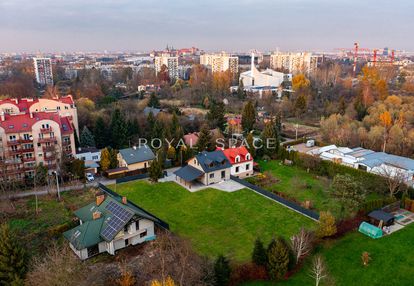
left=101, top=201, right=134, bottom=241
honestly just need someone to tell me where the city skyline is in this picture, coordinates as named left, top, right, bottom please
left=1, top=0, right=414, bottom=53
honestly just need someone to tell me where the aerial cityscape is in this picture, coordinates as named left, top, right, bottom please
left=1, top=1, right=414, bottom=286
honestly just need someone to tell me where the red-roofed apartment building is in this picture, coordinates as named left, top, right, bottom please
left=0, top=96, right=78, bottom=180
left=221, top=146, right=254, bottom=178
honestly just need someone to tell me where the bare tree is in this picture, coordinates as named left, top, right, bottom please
left=291, top=228, right=314, bottom=264
left=309, top=255, right=328, bottom=286
left=378, top=165, right=406, bottom=197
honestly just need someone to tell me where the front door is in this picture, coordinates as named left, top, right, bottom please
left=221, top=170, right=225, bottom=179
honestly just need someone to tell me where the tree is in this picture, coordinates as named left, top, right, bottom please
left=378, top=166, right=406, bottom=198
left=100, top=148, right=111, bottom=171
left=246, top=133, right=256, bottom=158
left=331, top=174, right=366, bottom=218
left=292, top=74, right=310, bottom=91
left=149, top=149, right=163, bottom=183
left=0, top=224, right=27, bottom=285
left=148, top=93, right=161, bottom=108
left=379, top=111, right=392, bottom=152
left=127, top=118, right=140, bottom=141
left=109, top=148, right=118, bottom=169
left=94, top=116, right=108, bottom=149
left=157, top=65, right=170, bottom=83
left=309, top=255, right=328, bottom=286
left=260, top=121, right=277, bottom=158
left=170, top=112, right=183, bottom=144
left=167, top=145, right=176, bottom=162
left=80, top=126, right=96, bottom=147
left=242, top=101, right=256, bottom=132
left=145, top=111, right=156, bottom=140
left=116, top=262, right=136, bottom=286
left=252, top=238, right=267, bottom=266
left=110, top=109, right=128, bottom=149
left=294, top=94, right=307, bottom=116
left=214, top=255, right=231, bottom=286
left=206, top=101, right=226, bottom=131
left=290, top=228, right=314, bottom=264
left=150, top=276, right=176, bottom=286
left=266, top=237, right=290, bottom=280
left=196, top=124, right=213, bottom=151
left=316, top=211, right=337, bottom=238
left=361, top=251, right=371, bottom=267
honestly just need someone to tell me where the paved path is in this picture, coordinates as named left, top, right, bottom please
left=0, top=177, right=115, bottom=200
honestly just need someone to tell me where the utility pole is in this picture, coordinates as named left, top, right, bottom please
left=53, top=171, right=60, bottom=200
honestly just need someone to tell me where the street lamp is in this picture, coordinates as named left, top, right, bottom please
left=52, top=170, right=60, bottom=200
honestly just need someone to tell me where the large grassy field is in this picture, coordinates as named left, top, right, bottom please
left=113, top=180, right=316, bottom=262
left=245, top=224, right=414, bottom=285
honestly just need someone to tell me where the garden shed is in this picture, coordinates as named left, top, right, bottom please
left=368, top=210, right=395, bottom=226
left=358, top=222, right=383, bottom=239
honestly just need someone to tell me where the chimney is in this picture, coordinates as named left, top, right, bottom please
left=0, top=112, right=4, bottom=122
left=122, top=196, right=127, bottom=204
left=96, top=195, right=105, bottom=206
left=92, top=211, right=101, bottom=220
left=29, top=112, right=33, bottom=119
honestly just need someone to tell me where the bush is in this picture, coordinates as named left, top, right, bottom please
left=252, top=238, right=267, bottom=266
left=316, top=211, right=337, bottom=238
left=47, top=222, right=72, bottom=237
left=229, top=263, right=268, bottom=286
left=360, top=197, right=397, bottom=214
left=266, top=237, right=291, bottom=280
left=214, top=255, right=231, bottom=286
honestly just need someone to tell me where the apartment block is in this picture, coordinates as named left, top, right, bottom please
left=154, top=54, right=178, bottom=80
left=200, top=53, right=239, bottom=74
left=33, top=57, right=54, bottom=86
left=270, top=52, right=318, bottom=75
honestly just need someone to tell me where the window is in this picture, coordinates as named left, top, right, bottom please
left=209, top=173, right=214, bottom=179
left=92, top=155, right=98, bottom=160
left=235, top=166, right=239, bottom=173
left=246, top=154, right=250, bottom=160
left=221, top=170, right=225, bottom=179
left=57, top=106, right=61, bottom=110
left=246, top=164, right=250, bottom=170
left=140, top=230, right=147, bottom=238
left=235, top=156, right=240, bottom=163
left=194, top=159, right=196, bottom=165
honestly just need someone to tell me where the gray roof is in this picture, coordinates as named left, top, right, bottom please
left=368, top=210, right=394, bottom=223
left=119, top=145, right=155, bottom=165
left=360, top=152, right=414, bottom=170
left=144, top=107, right=161, bottom=116
left=76, top=147, right=100, bottom=155
left=195, top=150, right=231, bottom=173
left=348, top=147, right=375, bottom=158
left=174, top=165, right=204, bottom=181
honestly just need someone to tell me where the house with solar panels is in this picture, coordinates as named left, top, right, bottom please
left=174, top=150, right=231, bottom=189
left=63, top=189, right=165, bottom=260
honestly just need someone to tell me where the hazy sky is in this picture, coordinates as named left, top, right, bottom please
left=1, top=0, right=413, bottom=53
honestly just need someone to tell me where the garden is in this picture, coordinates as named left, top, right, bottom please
left=112, top=180, right=316, bottom=262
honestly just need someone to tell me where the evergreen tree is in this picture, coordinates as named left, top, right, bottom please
left=214, top=255, right=231, bottom=286
left=0, top=224, right=27, bottom=285
left=167, top=145, right=176, bottom=162
left=266, top=237, right=290, bottom=280
left=100, top=148, right=111, bottom=171
left=252, top=238, right=267, bottom=266
left=170, top=112, right=183, bottom=144
left=241, top=101, right=256, bottom=132
left=148, top=93, right=160, bottom=108
left=206, top=101, right=226, bottom=131
left=246, top=132, right=256, bottom=158
left=109, top=148, right=118, bottom=169
left=80, top=126, right=96, bottom=147
left=94, top=116, right=108, bottom=149
left=149, top=149, right=163, bottom=182
left=260, top=121, right=277, bottom=158
left=110, top=109, right=128, bottom=149
left=237, top=80, right=246, bottom=99
left=127, top=118, right=140, bottom=141
left=196, top=124, right=213, bottom=151
left=151, top=119, right=165, bottom=142
left=145, top=112, right=156, bottom=140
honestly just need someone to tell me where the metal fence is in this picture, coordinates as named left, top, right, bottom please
left=116, top=173, right=149, bottom=184
left=98, top=183, right=170, bottom=230
left=231, top=176, right=320, bottom=221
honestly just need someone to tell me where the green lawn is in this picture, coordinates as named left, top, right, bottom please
left=250, top=160, right=341, bottom=217
left=244, top=224, right=414, bottom=285
left=113, top=180, right=316, bottom=262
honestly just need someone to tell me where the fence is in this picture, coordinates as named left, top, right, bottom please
left=116, top=173, right=149, bottom=184
left=231, top=176, right=320, bottom=221
left=98, top=183, right=170, bottom=230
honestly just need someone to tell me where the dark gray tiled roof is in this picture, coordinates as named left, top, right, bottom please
left=174, top=165, right=204, bottom=181
left=119, top=145, right=155, bottom=165
left=195, top=150, right=231, bottom=172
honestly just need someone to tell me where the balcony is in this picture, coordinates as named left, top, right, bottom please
left=21, top=148, right=34, bottom=153
left=44, top=152, right=56, bottom=159
left=38, top=137, right=56, bottom=144
left=5, top=168, right=24, bottom=175
left=22, top=157, right=36, bottom=163
left=40, top=127, right=53, bottom=133
left=62, top=141, right=71, bottom=146
left=43, top=146, right=56, bottom=152
left=7, top=140, right=20, bottom=146
left=19, top=138, right=33, bottom=144
left=5, top=159, right=22, bottom=165
left=8, top=149, right=21, bottom=155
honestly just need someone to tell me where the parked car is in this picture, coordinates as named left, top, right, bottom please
left=306, top=139, right=315, bottom=147
left=86, top=173, right=95, bottom=182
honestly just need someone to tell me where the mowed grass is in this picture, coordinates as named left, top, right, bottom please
left=244, top=224, right=414, bottom=286
left=253, top=160, right=341, bottom=217
left=113, top=180, right=316, bottom=262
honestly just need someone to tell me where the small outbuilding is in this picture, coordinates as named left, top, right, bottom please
left=368, top=210, right=395, bottom=227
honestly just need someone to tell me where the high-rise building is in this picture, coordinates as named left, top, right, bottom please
left=154, top=54, right=178, bottom=80
left=0, top=96, right=78, bottom=180
left=270, top=52, right=318, bottom=75
left=33, top=57, right=54, bottom=86
left=200, top=53, right=239, bottom=74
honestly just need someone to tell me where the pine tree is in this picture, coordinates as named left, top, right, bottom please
left=196, top=124, right=213, bottom=151
left=100, top=148, right=111, bottom=171
left=151, top=119, right=165, bottom=142
left=149, top=149, right=163, bottom=182
left=127, top=118, right=140, bottom=141
left=145, top=112, right=156, bottom=140
left=0, top=224, right=27, bottom=285
left=246, top=133, right=256, bottom=158
left=214, top=255, right=231, bottom=286
left=110, top=109, right=128, bottom=149
left=80, top=126, right=96, bottom=147
left=260, top=121, right=277, bottom=158
left=266, top=237, right=290, bottom=280
left=109, top=148, right=119, bottom=169
left=252, top=238, right=267, bottom=266
left=206, top=101, right=226, bottom=131
left=94, top=116, right=108, bottom=149
left=170, top=112, right=183, bottom=144
left=148, top=93, right=160, bottom=108
left=242, top=101, right=256, bottom=132
left=167, top=145, right=176, bottom=161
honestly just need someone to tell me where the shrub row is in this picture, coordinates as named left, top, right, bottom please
left=360, top=197, right=397, bottom=214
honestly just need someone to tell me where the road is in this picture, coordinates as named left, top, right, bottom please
left=0, top=177, right=115, bottom=200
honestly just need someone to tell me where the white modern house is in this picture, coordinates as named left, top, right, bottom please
left=64, top=190, right=162, bottom=260
left=221, top=146, right=254, bottom=178
left=75, top=147, right=101, bottom=174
